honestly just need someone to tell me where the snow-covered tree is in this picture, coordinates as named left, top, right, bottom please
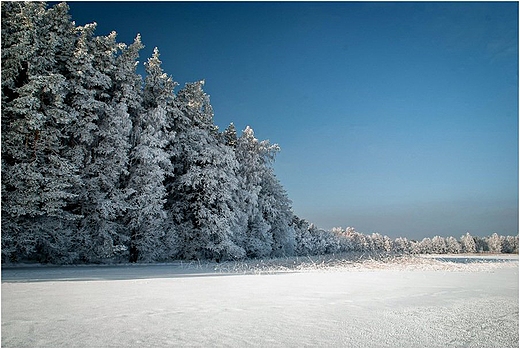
left=500, top=235, right=519, bottom=254
left=409, top=240, right=422, bottom=254
left=126, top=48, right=173, bottom=262
left=222, top=122, right=238, bottom=148
left=294, top=216, right=315, bottom=255
left=348, top=230, right=370, bottom=252
left=233, top=126, right=297, bottom=257
left=233, top=126, right=278, bottom=257
left=431, top=236, right=447, bottom=254
left=445, top=236, right=461, bottom=254
left=460, top=232, right=477, bottom=254
left=258, top=164, right=296, bottom=257
left=65, top=24, right=141, bottom=262
left=329, top=227, right=354, bottom=252
left=473, top=236, right=489, bottom=253
left=487, top=233, right=502, bottom=254
left=294, top=223, right=335, bottom=256
left=1, top=2, right=80, bottom=262
left=393, top=237, right=410, bottom=254
left=418, top=237, right=433, bottom=254
left=370, top=233, right=391, bottom=252
left=168, top=81, right=245, bottom=261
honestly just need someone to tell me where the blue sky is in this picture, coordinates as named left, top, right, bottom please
left=66, top=1, right=518, bottom=239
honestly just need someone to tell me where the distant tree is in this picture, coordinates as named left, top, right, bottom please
left=418, top=237, right=433, bottom=254
left=348, top=230, right=370, bottom=252
left=330, top=227, right=354, bottom=253
left=294, top=217, right=316, bottom=255
left=370, top=233, right=385, bottom=252
left=383, top=235, right=392, bottom=252
left=393, top=237, right=410, bottom=254
left=445, top=236, right=461, bottom=254
left=303, top=224, right=336, bottom=255
left=409, top=240, right=421, bottom=254
left=487, top=233, right=502, bottom=254
left=460, top=232, right=477, bottom=254
left=473, top=236, right=488, bottom=253
left=431, top=236, right=447, bottom=254
left=500, top=235, right=519, bottom=254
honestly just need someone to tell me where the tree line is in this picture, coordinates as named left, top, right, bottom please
left=304, top=227, right=518, bottom=255
left=2, top=2, right=517, bottom=264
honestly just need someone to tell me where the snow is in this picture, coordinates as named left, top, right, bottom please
left=2, top=255, right=518, bottom=347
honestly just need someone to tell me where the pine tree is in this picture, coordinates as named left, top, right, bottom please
left=222, top=122, right=238, bottom=148
left=259, top=168, right=296, bottom=257
left=106, top=34, right=145, bottom=257
left=234, top=127, right=275, bottom=257
left=126, top=48, right=173, bottom=262
left=1, top=2, right=80, bottom=263
left=61, top=19, right=147, bottom=262
left=168, top=81, right=245, bottom=261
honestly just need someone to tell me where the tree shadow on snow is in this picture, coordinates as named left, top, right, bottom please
left=1, top=262, right=235, bottom=283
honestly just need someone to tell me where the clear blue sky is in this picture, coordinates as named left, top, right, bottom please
left=66, top=1, right=518, bottom=239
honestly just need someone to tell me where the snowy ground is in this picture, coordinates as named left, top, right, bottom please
left=2, top=254, right=518, bottom=347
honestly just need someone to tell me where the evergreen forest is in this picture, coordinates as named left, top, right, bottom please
left=2, top=2, right=517, bottom=264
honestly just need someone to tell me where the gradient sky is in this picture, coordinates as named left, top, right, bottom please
left=65, top=1, right=519, bottom=239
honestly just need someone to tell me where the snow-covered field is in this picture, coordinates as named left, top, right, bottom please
left=2, top=254, right=518, bottom=347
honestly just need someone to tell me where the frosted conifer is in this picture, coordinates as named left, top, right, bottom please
left=168, top=81, right=245, bottom=261
left=126, top=48, right=173, bottom=262
left=460, top=232, right=477, bottom=253
left=1, top=2, right=80, bottom=262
